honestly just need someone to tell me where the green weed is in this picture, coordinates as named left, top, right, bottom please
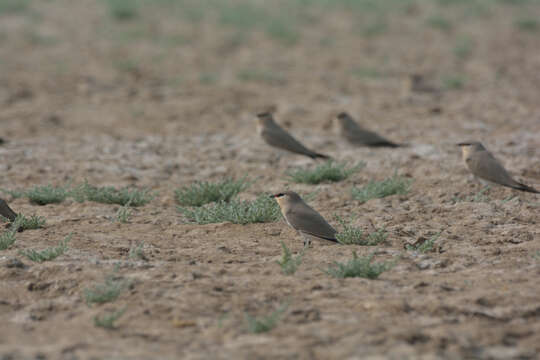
left=84, top=275, right=130, bottom=306
left=94, top=308, right=126, bottom=329
left=174, top=178, right=250, bottom=207
left=276, top=241, right=304, bottom=275
left=20, top=235, right=71, bottom=263
left=287, top=161, right=364, bottom=185
left=352, top=174, right=412, bottom=203
left=246, top=303, right=288, bottom=334
left=324, top=252, right=390, bottom=279
left=178, top=194, right=281, bottom=225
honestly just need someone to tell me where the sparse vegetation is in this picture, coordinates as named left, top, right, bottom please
left=426, top=15, right=452, bottom=31
left=104, top=0, right=139, bottom=20
left=174, top=178, right=251, bottom=207
left=406, top=232, right=441, bottom=253
left=276, top=241, right=304, bottom=275
left=0, top=0, right=29, bottom=14
left=178, top=194, right=281, bottom=225
left=352, top=174, right=412, bottom=203
left=287, top=161, right=364, bottom=185
left=16, top=214, right=46, bottom=230
left=94, top=308, right=126, bottom=329
left=26, top=185, right=69, bottom=205
left=237, top=68, right=286, bottom=85
left=453, top=36, right=474, bottom=60
left=335, top=216, right=387, bottom=245
left=20, top=235, right=71, bottom=262
left=514, top=18, right=539, bottom=31
left=84, top=275, right=130, bottom=306
left=129, top=242, right=147, bottom=261
left=442, top=74, right=466, bottom=89
left=246, top=303, right=288, bottom=334
left=0, top=224, right=18, bottom=250
left=116, top=204, right=132, bottom=223
left=452, top=186, right=489, bottom=203
left=325, top=252, right=391, bottom=279
left=73, top=181, right=153, bottom=206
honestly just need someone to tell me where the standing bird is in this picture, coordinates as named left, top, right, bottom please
left=271, top=191, right=337, bottom=246
left=256, top=112, right=330, bottom=160
left=335, top=112, right=400, bottom=148
left=458, top=141, right=539, bottom=193
left=0, top=198, right=18, bottom=222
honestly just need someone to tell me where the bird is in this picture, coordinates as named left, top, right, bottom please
left=457, top=141, right=539, bottom=193
left=335, top=112, right=400, bottom=148
left=256, top=112, right=330, bottom=160
left=0, top=198, right=18, bottom=222
left=271, top=191, right=337, bottom=246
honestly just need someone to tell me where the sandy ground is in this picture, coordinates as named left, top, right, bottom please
left=1, top=1, right=540, bottom=359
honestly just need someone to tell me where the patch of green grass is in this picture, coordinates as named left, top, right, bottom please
left=178, top=194, right=281, bottom=225
left=129, top=242, right=147, bottom=261
left=115, top=205, right=132, bottom=223
left=94, top=308, right=126, bottom=329
left=324, top=252, right=390, bottom=279
left=0, top=222, right=18, bottom=250
left=352, top=174, right=412, bottom=203
left=442, top=74, right=466, bottom=89
left=0, top=0, right=30, bottom=14
left=426, top=15, right=452, bottom=31
left=453, top=36, right=474, bottom=60
left=287, top=161, right=364, bottom=185
left=16, top=214, right=46, bottom=230
left=276, top=241, right=304, bottom=275
left=452, top=186, right=489, bottom=203
left=104, top=0, right=140, bottom=20
left=199, top=72, right=220, bottom=85
left=73, top=181, right=153, bottom=206
left=237, top=69, right=286, bottom=85
left=335, top=216, right=387, bottom=245
left=265, top=20, right=299, bottom=45
left=514, top=18, right=539, bottom=31
left=406, top=232, right=441, bottom=253
left=26, top=185, right=69, bottom=205
left=246, top=303, right=288, bottom=334
left=19, top=235, right=71, bottom=263
left=174, top=178, right=251, bottom=207
left=359, top=17, right=388, bottom=37
left=351, top=67, right=383, bottom=78
left=84, top=275, right=130, bottom=306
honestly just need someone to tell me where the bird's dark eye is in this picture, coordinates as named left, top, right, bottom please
left=273, top=193, right=285, bottom=198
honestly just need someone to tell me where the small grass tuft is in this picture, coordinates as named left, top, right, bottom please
left=115, top=204, right=132, bottom=223
left=16, top=214, right=46, bottom=230
left=452, top=186, right=489, bottom=203
left=174, top=178, right=251, bottom=207
left=128, top=242, right=147, bottom=261
left=324, top=252, right=390, bottom=279
left=335, top=216, right=387, bottom=245
left=84, top=275, right=130, bottom=306
left=287, top=161, right=364, bottom=185
left=26, top=185, right=69, bottom=205
left=178, top=194, right=281, bottom=225
left=406, top=232, right=441, bottom=253
left=442, top=74, right=466, bottom=89
left=94, top=308, right=126, bottom=329
left=19, top=234, right=71, bottom=262
left=276, top=241, right=304, bottom=275
left=514, top=18, right=539, bottom=31
left=73, top=181, right=153, bottom=206
left=0, top=222, right=19, bottom=250
left=352, top=174, right=412, bottom=203
left=104, top=0, right=139, bottom=20
left=246, top=303, right=288, bottom=334
left=426, top=15, right=452, bottom=31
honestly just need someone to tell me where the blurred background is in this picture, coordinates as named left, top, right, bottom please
left=1, top=0, right=540, bottom=140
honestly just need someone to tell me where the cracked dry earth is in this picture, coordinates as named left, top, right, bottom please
left=1, top=1, right=540, bottom=359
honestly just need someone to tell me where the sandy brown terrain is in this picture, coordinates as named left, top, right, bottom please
left=1, top=0, right=540, bottom=359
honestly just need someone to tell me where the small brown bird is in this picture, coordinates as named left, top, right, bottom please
left=256, top=112, right=330, bottom=160
left=335, top=112, right=400, bottom=148
left=0, top=198, right=17, bottom=222
left=271, top=191, right=337, bottom=246
left=458, top=141, right=539, bottom=193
